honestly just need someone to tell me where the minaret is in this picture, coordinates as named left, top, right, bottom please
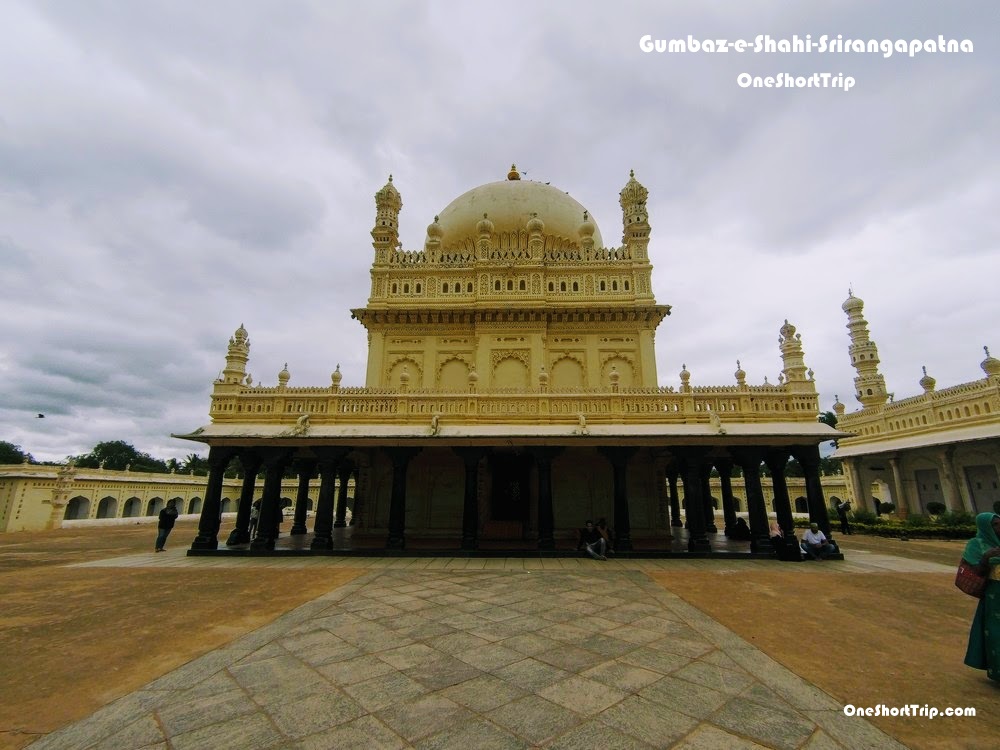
left=221, top=324, right=250, bottom=384
left=778, top=320, right=815, bottom=393
left=371, top=175, right=402, bottom=262
left=618, top=169, right=650, bottom=259
left=842, top=292, right=889, bottom=407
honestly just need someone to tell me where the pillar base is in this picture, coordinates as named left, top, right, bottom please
left=250, top=536, right=276, bottom=551
left=290, top=524, right=307, bottom=536
left=687, top=536, right=712, bottom=553
left=705, top=523, right=718, bottom=534
left=461, top=536, right=478, bottom=550
left=310, top=535, right=333, bottom=551
left=334, top=520, right=347, bottom=528
left=671, top=520, right=683, bottom=527
left=750, top=536, right=774, bottom=554
left=190, top=534, right=218, bottom=551
left=386, top=534, right=405, bottom=550
left=615, top=537, right=633, bottom=552
left=225, top=529, right=250, bottom=546
left=537, top=538, right=555, bottom=550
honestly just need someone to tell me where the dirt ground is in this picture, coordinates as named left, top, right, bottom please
left=651, top=535, right=1000, bottom=750
left=0, top=526, right=996, bottom=750
left=0, top=521, right=362, bottom=750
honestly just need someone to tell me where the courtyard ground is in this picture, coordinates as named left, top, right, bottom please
left=0, top=522, right=995, bottom=749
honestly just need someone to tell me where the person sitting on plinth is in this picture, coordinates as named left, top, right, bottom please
left=578, top=520, right=607, bottom=560
left=596, top=517, right=615, bottom=554
left=801, top=522, right=835, bottom=560
left=770, top=520, right=801, bottom=562
left=729, top=516, right=752, bottom=541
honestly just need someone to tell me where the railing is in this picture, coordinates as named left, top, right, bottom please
left=209, top=385, right=821, bottom=426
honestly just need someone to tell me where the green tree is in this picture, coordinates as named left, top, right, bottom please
left=819, top=456, right=843, bottom=475
left=818, top=410, right=839, bottom=448
left=180, top=453, right=209, bottom=476
left=73, top=441, right=168, bottom=473
left=0, top=441, right=33, bottom=464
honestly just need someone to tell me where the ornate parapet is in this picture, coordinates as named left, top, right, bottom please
left=838, top=376, right=1000, bottom=446
left=209, top=381, right=821, bottom=427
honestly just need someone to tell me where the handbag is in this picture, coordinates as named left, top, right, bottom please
left=955, top=562, right=986, bottom=599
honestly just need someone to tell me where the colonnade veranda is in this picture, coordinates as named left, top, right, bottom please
left=190, top=443, right=834, bottom=554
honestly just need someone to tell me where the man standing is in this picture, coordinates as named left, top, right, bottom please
left=155, top=499, right=178, bottom=552
left=836, top=500, right=852, bottom=535
left=802, top=522, right=835, bottom=560
left=578, top=520, right=608, bottom=560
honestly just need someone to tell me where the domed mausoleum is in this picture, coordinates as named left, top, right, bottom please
left=178, top=166, right=841, bottom=555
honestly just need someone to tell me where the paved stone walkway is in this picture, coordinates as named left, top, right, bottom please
left=32, top=553, right=928, bottom=749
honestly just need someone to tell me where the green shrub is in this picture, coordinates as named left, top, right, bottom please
left=851, top=509, right=877, bottom=525
left=903, top=514, right=930, bottom=528
left=926, top=501, right=946, bottom=515
left=939, top=510, right=976, bottom=527
left=846, top=522, right=975, bottom=539
left=879, top=502, right=896, bottom=514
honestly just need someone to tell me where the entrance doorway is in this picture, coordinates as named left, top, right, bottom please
left=486, top=453, right=531, bottom=538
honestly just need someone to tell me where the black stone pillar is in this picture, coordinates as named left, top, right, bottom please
left=311, top=450, right=347, bottom=550
left=794, top=444, right=834, bottom=539
left=715, top=458, right=738, bottom=536
left=599, top=447, right=636, bottom=552
left=191, top=447, right=235, bottom=550
left=667, top=469, right=682, bottom=528
left=529, top=447, right=562, bottom=551
left=453, top=448, right=485, bottom=550
left=732, top=448, right=773, bottom=554
left=226, top=452, right=261, bottom=546
left=675, top=448, right=711, bottom=552
left=334, top=464, right=352, bottom=528
left=250, top=450, right=292, bottom=551
left=385, top=448, right=420, bottom=550
left=700, top=460, right=718, bottom=534
left=765, top=449, right=796, bottom=542
left=290, top=459, right=316, bottom=536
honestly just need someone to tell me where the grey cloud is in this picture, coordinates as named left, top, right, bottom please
left=1, top=0, right=997, bottom=461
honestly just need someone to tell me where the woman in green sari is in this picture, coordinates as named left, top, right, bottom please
left=963, top=512, right=1000, bottom=680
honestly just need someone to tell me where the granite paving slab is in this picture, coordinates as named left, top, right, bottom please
left=29, top=566, right=907, bottom=750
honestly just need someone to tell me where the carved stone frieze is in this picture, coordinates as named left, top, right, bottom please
left=491, top=349, right=530, bottom=368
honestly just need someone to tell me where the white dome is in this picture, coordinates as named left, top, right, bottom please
left=435, top=179, right=603, bottom=249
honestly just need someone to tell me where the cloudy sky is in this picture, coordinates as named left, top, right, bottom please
left=2, top=0, right=997, bottom=463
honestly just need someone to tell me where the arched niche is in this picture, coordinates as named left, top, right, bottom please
left=64, top=496, right=90, bottom=520
left=388, top=358, right=422, bottom=388
left=438, top=358, right=469, bottom=391
left=551, top=356, right=585, bottom=390
left=97, top=496, right=118, bottom=519
left=602, top=356, right=635, bottom=387
left=493, top=357, right=529, bottom=390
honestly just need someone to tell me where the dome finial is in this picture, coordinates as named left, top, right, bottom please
left=507, top=164, right=520, bottom=180
left=919, top=365, right=936, bottom=393
left=981, top=346, right=1000, bottom=377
